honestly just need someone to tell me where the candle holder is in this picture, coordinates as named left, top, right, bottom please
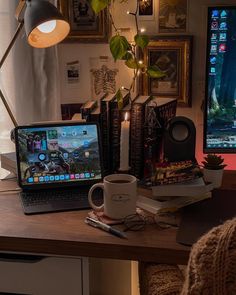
left=118, top=167, right=131, bottom=174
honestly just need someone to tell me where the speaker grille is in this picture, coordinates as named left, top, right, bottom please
left=170, top=122, right=190, bottom=142
left=164, top=116, right=196, bottom=162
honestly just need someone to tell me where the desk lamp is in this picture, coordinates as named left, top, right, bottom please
left=0, top=0, right=70, bottom=127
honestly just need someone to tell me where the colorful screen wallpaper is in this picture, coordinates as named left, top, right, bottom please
left=17, top=124, right=102, bottom=186
left=205, top=7, right=236, bottom=150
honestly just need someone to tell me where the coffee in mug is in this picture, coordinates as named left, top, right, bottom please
left=88, top=174, right=137, bottom=219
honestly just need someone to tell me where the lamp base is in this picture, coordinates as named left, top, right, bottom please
left=0, top=152, right=17, bottom=175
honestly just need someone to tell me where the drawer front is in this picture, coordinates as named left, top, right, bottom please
left=0, top=255, right=89, bottom=295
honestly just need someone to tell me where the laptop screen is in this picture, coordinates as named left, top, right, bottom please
left=15, top=122, right=103, bottom=189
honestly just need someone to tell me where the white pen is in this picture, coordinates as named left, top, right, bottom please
left=85, top=217, right=127, bottom=239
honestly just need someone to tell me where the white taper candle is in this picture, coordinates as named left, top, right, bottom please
left=119, top=112, right=130, bottom=171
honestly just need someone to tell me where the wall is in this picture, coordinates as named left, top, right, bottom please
left=58, top=0, right=236, bottom=169
left=89, top=258, right=139, bottom=295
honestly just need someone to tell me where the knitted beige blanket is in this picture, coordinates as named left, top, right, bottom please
left=181, top=218, right=236, bottom=295
left=139, top=218, right=236, bottom=295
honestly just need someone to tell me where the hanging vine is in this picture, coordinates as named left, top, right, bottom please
left=90, top=0, right=165, bottom=104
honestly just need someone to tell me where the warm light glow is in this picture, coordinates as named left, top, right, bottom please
left=37, top=20, right=57, bottom=33
left=125, top=112, right=128, bottom=121
left=28, top=19, right=70, bottom=48
left=127, top=11, right=130, bottom=14
left=140, top=28, right=146, bottom=33
left=121, top=86, right=125, bottom=90
left=138, top=60, right=143, bottom=64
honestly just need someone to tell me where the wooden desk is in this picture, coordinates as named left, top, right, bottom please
left=0, top=170, right=234, bottom=265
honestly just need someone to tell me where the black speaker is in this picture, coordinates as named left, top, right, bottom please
left=163, top=116, right=196, bottom=162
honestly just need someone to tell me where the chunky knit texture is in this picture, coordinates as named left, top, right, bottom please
left=139, top=218, right=236, bottom=295
left=181, top=218, right=236, bottom=295
left=139, top=263, right=184, bottom=295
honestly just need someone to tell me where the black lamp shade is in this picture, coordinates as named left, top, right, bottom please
left=24, top=0, right=70, bottom=48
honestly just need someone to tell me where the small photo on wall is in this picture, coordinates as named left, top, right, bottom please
left=138, top=0, right=153, bottom=16
left=159, top=0, right=188, bottom=33
left=66, top=60, right=80, bottom=84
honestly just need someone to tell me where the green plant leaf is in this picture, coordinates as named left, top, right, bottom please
left=110, top=35, right=130, bottom=61
left=134, top=34, right=149, bottom=50
left=90, top=0, right=109, bottom=14
left=147, top=66, right=166, bottom=78
left=125, top=58, right=138, bottom=69
left=116, top=89, right=123, bottom=110
left=202, top=154, right=227, bottom=169
left=121, top=52, right=133, bottom=60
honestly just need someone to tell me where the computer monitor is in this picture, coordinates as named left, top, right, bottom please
left=204, top=6, right=236, bottom=153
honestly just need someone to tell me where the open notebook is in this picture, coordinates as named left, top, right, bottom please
left=14, top=122, right=103, bottom=214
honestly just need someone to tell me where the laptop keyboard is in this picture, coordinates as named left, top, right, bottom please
left=20, top=188, right=102, bottom=214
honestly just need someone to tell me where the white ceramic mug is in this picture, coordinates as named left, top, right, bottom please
left=88, top=174, right=137, bottom=219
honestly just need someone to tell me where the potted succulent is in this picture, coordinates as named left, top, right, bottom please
left=202, top=154, right=227, bottom=188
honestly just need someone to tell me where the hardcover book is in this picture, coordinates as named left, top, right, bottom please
left=137, top=192, right=212, bottom=215
left=109, top=89, right=130, bottom=172
left=143, top=97, right=177, bottom=179
left=151, top=159, right=201, bottom=186
left=80, top=100, right=98, bottom=121
left=151, top=177, right=214, bottom=198
left=100, top=93, right=116, bottom=175
left=130, top=95, right=152, bottom=179
left=88, top=105, right=101, bottom=124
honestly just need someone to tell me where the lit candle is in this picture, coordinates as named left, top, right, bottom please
left=120, top=112, right=130, bottom=171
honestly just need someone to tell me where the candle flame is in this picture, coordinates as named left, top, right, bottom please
left=125, top=112, right=128, bottom=121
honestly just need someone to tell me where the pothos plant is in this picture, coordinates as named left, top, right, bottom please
left=90, top=0, right=165, bottom=107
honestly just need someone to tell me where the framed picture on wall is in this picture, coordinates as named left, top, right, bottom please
left=139, top=36, right=192, bottom=107
left=158, top=0, right=188, bottom=33
left=138, top=0, right=155, bottom=19
left=59, top=0, right=111, bottom=43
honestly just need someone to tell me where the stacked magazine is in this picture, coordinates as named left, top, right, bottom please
left=151, top=177, right=214, bottom=198
left=151, top=159, right=202, bottom=186
left=137, top=160, right=214, bottom=214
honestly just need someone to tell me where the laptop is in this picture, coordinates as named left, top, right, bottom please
left=14, top=122, right=103, bottom=214
left=176, top=189, right=236, bottom=246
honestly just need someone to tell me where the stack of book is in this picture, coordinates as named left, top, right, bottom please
left=137, top=177, right=214, bottom=214
left=152, top=177, right=214, bottom=198
left=130, top=95, right=177, bottom=180
left=137, top=190, right=212, bottom=215
left=81, top=94, right=177, bottom=178
left=81, top=90, right=130, bottom=175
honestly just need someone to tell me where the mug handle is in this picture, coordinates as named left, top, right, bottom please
left=88, top=183, right=104, bottom=211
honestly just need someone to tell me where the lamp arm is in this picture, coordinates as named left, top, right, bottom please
left=0, top=21, right=25, bottom=128
left=0, top=0, right=26, bottom=68
left=0, top=89, right=18, bottom=128
left=15, top=0, right=26, bottom=22
left=0, top=21, right=24, bottom=69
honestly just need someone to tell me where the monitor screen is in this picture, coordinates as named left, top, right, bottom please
left=15, top=123, right=102, bottom=187
left=204, top=6, right=236, bottom=153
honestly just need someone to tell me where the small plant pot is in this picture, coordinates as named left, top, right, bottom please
left=203, top=168, right=224, bottom=188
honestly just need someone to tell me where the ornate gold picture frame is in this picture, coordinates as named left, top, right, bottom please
left=158, top=0, right=188, bottom=33
left=140, top=36, right=192, bottom=107
left=59, top=0, right=111, bottom=43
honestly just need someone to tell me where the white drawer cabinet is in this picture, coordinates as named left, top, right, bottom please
left=0, top=254, right=89, bottom=295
